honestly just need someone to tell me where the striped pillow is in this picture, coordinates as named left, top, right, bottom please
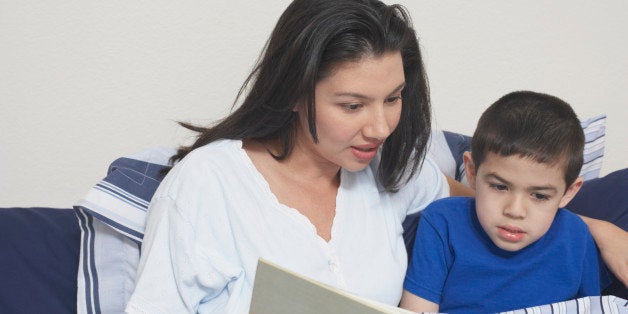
left=74, top=147, right=174, bottom=314
left=579, top=114, right=606, bottom=181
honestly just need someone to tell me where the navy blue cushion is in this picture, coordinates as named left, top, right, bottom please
left=442, top=130, right=471, bottom=181
left=567, top=168, right=628, bottom=298
left=567, top=168, right=628, bottom=232
left=0, top=207, right=79, bottom=314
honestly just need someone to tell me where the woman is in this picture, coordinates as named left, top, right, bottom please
left=126, top=0, right=627, bottom=313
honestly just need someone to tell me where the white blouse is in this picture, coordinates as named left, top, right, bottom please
left=126, top=139, right=448, bottom=313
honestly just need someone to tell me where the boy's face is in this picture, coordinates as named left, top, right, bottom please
left=463, top=152, right=583, bottom=252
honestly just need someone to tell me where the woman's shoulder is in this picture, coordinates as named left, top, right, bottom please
left=368, top=155, right=449, bottom=220
left=184, top=139, right=241, bottom=160
left=367, top=153, right=445, bottom=191
left=395, top=156, right=448, bottom=201
left=416, top=156, right=447, bottom=185
left=172, top=139, right=244, bottom=171
left=156, top=139, right=246, bottom=196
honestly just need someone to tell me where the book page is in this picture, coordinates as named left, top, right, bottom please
left=250, top=258, right=415, bottom=314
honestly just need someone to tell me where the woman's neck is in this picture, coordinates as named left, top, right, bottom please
left=250, top=138, right=341, bottom=188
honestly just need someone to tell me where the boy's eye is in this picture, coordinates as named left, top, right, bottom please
left=489, top=183, right=508, bottom=191
left=532, top=193, right=550, bottom=201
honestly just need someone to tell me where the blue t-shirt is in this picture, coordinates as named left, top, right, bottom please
left=403, top=197, right=602, bottom=314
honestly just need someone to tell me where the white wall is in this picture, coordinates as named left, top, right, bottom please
left=1, top=1, right=626, bottom=208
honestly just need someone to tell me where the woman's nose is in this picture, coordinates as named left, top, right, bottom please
left=363, top=108, right=393, bottom=141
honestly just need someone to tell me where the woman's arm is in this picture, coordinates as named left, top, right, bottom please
left=580, top=215, right=628, bottom=287
left=446, top=175, right=474, bottom=197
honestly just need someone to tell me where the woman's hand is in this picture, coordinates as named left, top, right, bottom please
left=445, top=175, right=474, bottom=197
left=581, top=216, right=628, bottom=288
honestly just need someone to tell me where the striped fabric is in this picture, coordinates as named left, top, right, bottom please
left=498, top=295, right=627, bottom=314
left=74, top=147, right=174, bottom=314
left=580, top=114, right=607, bottom=181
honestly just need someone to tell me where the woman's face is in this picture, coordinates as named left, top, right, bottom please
left=295, top=52, right=405, bottom=172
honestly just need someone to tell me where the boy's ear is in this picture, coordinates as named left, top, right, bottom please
left=463, top=151, right=477, bottom=190
left=558, top=177, right=584, bottom=208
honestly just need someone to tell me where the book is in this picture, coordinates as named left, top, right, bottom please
left=250, top=258, right=416, bottom=314
left=251, top=258, right=628, bottom=314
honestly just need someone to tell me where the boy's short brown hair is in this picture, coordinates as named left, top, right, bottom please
left=471, top=91, right=585, bottom=188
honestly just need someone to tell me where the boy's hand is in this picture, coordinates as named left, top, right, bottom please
left=399, top=289, right=439, bottom=313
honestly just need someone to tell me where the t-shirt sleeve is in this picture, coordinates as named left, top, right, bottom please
left=577, top=230, right=605, bottom=297
left=403, top=208, right=452, bottom=304
left=406, top=157, right=449, bottom=216
left=127, top=187, right=241, bottom=313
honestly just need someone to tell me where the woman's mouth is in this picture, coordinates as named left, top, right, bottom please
left=351, top=145, right=378, bottom=160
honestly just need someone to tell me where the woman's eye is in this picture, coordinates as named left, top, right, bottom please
left=342, top=103, right=361, bottom=111
left=489, top=183, right=508, bottom=191
left=385, top=96, right=402, bottom=104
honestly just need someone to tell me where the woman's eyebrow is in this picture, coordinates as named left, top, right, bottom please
left=333, top=82, right=406, bottom=100
left=389, top=82, right=406, bottom=95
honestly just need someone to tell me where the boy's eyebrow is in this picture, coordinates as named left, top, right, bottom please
left=333, top=82, right=406, bottom=100
left=527, top=185, right=558, bottom=193
left=484, top=173, right=511, bottom=185
left=484, top=173, right=558, bottom=192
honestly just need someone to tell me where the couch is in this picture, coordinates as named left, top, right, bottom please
left=2, top=127, right=626, bottom=313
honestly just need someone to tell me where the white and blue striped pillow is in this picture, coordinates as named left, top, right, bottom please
left=580, top=114, right=606, bottom=181
left=74, top=147, right=174, bottom=314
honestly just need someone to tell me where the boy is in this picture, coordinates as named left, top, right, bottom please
left=400, top=91, right=604, bottom=313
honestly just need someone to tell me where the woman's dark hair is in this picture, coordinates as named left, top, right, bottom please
left=170, top=0, right=431, bottom=192
left=471, top=91, right=585, bottom=187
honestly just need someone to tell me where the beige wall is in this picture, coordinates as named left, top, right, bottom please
left=1, top=0, right=626, bottom=207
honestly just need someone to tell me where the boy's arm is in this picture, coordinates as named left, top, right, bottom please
left=403, top=205, right=451, bottom=312
left=399, top=290, right=439, bottom=313
left=578, top=226, right=607, bottom=296
left=579, top=215, right=628, bottom=288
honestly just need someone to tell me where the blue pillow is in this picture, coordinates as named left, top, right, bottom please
left=567, top=168, right=628, bottom=299
left=0, top=207, right=79, bottom=314
left=567, top=168, right=628, bottom=232
left=442, top=130, right=471, bottom=182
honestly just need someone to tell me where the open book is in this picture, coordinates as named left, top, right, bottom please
left=249, top=258, right=628, bottom=314
left=250, top=258, right=415, bottom=314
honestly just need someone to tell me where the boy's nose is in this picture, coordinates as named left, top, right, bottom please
left=503, top=195, right=527, bottom=219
